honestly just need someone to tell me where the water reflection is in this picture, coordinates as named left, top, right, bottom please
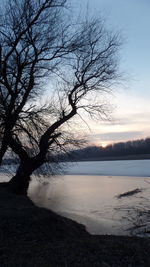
left=29, top=175, right=150, bottom=236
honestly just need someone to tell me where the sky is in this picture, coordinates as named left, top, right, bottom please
left=0, top=0, right=149, bottom=148
left=71, top=0, right=150, bottom=147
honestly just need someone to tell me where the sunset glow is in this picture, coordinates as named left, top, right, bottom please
left=76, top=0, right=150, bottom=145
left=99, top=142, right=108, bottom=148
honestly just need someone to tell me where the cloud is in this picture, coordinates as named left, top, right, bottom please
left=88, top=130, right=143, bottom=143
left=113, top=112, right=150, bottom=126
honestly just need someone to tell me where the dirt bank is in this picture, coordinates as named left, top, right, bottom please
left=0, top=185, right=150, bottom=266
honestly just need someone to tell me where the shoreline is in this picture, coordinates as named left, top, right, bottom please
left=1, top=155, right=150, bottom=167
left=0, top=185, right=150, bottom=266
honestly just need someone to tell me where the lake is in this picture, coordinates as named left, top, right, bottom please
left=28, top=160, right=150, bottom=236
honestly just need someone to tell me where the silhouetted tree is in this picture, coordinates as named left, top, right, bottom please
left=0, top=0, right=121, bottom=194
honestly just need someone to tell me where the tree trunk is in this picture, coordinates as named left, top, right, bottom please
left=8, top=165, right=31, bottom=195
left=7, top=153, right=46, bottom=195
left=0, top=140, right=8, bottom=165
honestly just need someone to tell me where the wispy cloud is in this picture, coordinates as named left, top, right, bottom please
left=89, top=131, right=143, bottom=141
left=87, top=130, right=145, bottom=145
left=113, top=112, right=150, bottom=126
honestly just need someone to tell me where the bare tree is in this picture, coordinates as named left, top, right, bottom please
left=0, top=0, right=121, bottom=194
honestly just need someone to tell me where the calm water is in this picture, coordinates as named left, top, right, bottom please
left=1, top=160, right=150, bottom=235
left=29, top=160, right=150, bottom=236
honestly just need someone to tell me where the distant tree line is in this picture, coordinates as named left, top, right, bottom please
left=60, top=137, right=150, bottom=161
left=2, top=137, right=150, bottom=164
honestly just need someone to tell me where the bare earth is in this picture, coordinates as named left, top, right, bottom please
left=0, top=185, right=150, bottom=267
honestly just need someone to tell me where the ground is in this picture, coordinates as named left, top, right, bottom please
left=0, top=185, right=150, bottom=267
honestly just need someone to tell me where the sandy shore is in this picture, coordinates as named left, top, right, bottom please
left=0, top=185, right=150, bottom=266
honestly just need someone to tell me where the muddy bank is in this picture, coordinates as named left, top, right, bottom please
left=0, top=186, right=150, bottom=266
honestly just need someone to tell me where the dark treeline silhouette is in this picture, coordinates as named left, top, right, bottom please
left=2, top=137, right=150, bottom=165
left=60, top=137, right=150, bottom=161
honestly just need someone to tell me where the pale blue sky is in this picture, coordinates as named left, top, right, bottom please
left=1, top=0, right=149, bottom=146
left=71, top=0, right=150, bottom=146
